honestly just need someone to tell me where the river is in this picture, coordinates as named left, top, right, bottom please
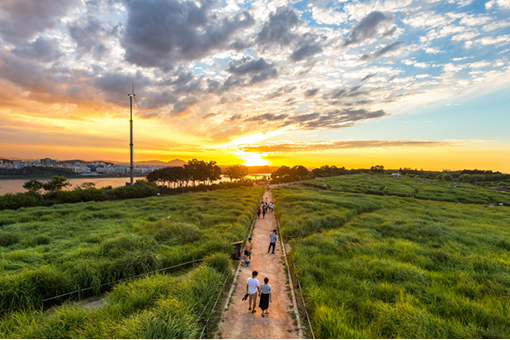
left=0, top=173, right=272, bottom=195
left=0, top=177, right=147, bottom=195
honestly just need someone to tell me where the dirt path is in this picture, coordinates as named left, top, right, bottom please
left=217, top=191, right=300, bottom=339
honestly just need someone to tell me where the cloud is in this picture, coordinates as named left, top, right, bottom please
left=170, top=97, right=199, bottom=117
left=359, top=41, right=406, bottom=61
left=304, top=88, right=319, bottom=97
left=343, top=11, right=394, bottom=47
left=0, top=0, right=79, bottom=42
left=256, top=6, right=325, bottom=62
left=265, top=85, right=296, bottom=99
left=361, top=73, right=378, bottom=82
left=69, top=16, right=113, bottom=60
left=486, top=0, right=510, bottom=9
left=11, top=37, right=62, bottom=62
left=219, top=56, right=278, bottom=92
left=289, top=40, right=324, bottom=62
left=297, top=109, right=386, bottom=129
left=227, top=57, right=273, bottom=75
left=244, top=113, right=289, bottom=122
left=256, top=6, right=301, bottom=49
left=121, top=0, right=255, bottom=69
left=242, top=139, right=459, bottom=153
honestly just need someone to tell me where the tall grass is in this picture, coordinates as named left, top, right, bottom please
left=305, top=174, right=510, bottom=205
left=275, top=186, right=510, bottom=338
left=0, top=186, right=263, bottom=311
left=0, top=259, right=229, bottom=338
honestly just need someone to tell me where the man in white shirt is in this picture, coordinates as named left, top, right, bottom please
left=246, top=271, right=260, bottom=313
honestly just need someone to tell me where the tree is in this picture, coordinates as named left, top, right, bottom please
left=436, top=173, right=453, bottom=182
left=459, top=174, right=471, bottom=182
left=224, top=164, right=248, bottom=182
left=292, top=165, right=310, bottom=180
left=43, top=176, right=71, bottom=192
left=81, top=182, right=96, bottom=189
left=23, top=179, right=44, bottom=193
left=206, top=161, right=222, bottom=184
left=370, top=165, right=385, bottom=173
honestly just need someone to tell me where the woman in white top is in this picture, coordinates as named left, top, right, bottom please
left=258, top=277, right=272, bottom=316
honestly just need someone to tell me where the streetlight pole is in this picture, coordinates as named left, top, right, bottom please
left=128, top=85, right=135, bottom=186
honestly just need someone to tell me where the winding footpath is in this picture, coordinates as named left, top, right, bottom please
left=216, top=191, right=301, bottom=339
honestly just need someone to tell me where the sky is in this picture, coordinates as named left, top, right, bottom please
left=0, top=0, right=509, bottom=171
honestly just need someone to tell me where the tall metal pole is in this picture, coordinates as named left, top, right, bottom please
left=129, top=90, right=134, bottom=186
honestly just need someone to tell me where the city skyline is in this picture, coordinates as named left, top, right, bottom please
left=0, top=0, right=509, bottom=171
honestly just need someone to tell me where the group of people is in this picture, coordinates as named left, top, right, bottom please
left=257, top=197, right=274, bottom=219
left=246, top=271, right=272, bottom=317
left=241, top=193, right=279, bottom=318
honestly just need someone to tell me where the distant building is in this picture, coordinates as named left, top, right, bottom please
left=72, top=166, right=91, bottom=173
left=40, top=158, right=57, bottom=167
left=391, top=173, right=402, bottom=177
left=442, top=169, right=452, bottom=172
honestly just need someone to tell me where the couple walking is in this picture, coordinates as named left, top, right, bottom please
left=246, top=271, right=272, bottom=317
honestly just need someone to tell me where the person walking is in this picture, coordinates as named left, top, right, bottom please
left=257, top=207, right=261, bottom=219
left=265, top=198, right=268, bottom=205
left=246, top=271, right=260, bottom=313
left=259, top=277, right=272, bottom=317
left=246, top=237, right=253, bottom=260
left=268, top=229, right=277, bottom=254
left=262, top=206, right=266, bottom=219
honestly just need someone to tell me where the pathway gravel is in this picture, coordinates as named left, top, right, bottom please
left=216, top=191, right=300, bottom=339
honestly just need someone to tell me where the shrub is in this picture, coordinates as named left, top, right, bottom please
left=0, top=232, right=21, bottom=247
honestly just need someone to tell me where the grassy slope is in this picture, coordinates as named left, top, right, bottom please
left=0, top=186, right=263, bottom=311
left=0, top=259, right=228, bottom=338
left=274, top=185, right=510, bottom=338
left=305, top=174, right=510, bottom=205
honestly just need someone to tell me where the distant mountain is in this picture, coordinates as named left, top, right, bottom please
left=129, top=159, right=187, bottom=166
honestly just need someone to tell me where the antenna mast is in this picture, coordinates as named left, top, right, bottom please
left=128, top=81, right=135, bottom=186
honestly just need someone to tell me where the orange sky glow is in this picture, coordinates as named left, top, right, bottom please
left=1, top=0, right=510, bottom=173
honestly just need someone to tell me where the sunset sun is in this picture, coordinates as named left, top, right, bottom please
left=242, top=153, right=268, bottom=166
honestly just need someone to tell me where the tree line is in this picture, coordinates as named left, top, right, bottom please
left=146, top=160, right=248, bottom=187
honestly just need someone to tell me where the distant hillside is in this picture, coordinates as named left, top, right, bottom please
left=59, top=159, right=115, bottom=165
left=122, top=159, right=187, bottom=166
left=0, top=167, right=75, bottom=178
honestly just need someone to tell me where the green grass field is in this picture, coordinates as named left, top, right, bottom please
left=274, top=185, right=510, bottom=338
left=0, top=186, right=263, bottom=312
left=305, top=174, right=510, bottom=205
left=0, top=257, right=229, bottom=338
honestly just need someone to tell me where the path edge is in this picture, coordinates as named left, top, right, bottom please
left=276, top=215, right=304, bottom=339
left=222, top=196, right=260, bottom=311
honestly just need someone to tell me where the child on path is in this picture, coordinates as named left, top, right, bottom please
left=268, top=229, right=277, bottom=254
left=246, top=237, right=253, bottom=260
left=259, top=277, right=272, bottom=317
left=242, top=253, right=251, bottom=267
left=246, top=271, right=260, bottom=313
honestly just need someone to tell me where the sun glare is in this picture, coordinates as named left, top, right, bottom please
left=242, top=153, right=268, bottom=166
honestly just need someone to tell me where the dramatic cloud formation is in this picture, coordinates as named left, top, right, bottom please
left=242, top=139, right=460, bottom=153
left=343, top=11, right=394, bottom=47
left=0, top=0, right=509, bottom=169
left=121, top=0, right=255, bottom=69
